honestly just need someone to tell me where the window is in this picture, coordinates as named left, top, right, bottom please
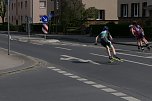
left=14, top=3, right=16, bottom=9
left=21, top=2, right=23, bottom=9
left=150, top=10, right=152, bottom=17
left=12, top=3, right=13, bottom=10
left=56, top=1, right=59, bottom=10
left=121, top=4, right=128, bottom=17
left=39, top=0, right=46, bottom=8
left=142, top=2, right=147, bottom=17
left=16, top=20, right=18, bottom=25
left=39, top=15, right=43, bottom=21
left=12, top=16, right=13, bottom=22
left=25, top=1, right=27, bottom=8
left=131, top=3, right=140, bottom=17
left=21, top=16, right=23, bottom=23
left=142, top=2, right=147, bottom=7
left=18, top=2, right=20, bottom=7
left=97, top=10, right=105, bottom=20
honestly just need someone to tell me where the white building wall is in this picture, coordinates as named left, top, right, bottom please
left=118, top=0, right=151, bottom=17
left=33, top=0, right=47, bottom=23
left=82, top=0, right=118, bottom=20
left=8, top=0, right=47, bottom=25
left=147, top=0, right=152, bottom=5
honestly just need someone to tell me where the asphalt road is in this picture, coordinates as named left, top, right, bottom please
left=0, top=34, right=152, bottom=101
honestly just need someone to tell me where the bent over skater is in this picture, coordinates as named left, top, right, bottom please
left=129, top=21, right=151, bottom=51
left=94, top=26, right=122, bottom=62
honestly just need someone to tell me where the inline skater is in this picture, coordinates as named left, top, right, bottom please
left=94, top=26, right=122, bottom=62
left=129, top=21, right=151, bottom=51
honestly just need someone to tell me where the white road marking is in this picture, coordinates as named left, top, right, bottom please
left=117, top=52, right=152, bottom=59
left=83, top=81, right=96, bottom=85
left=102, top=88, right=117, bottom=93
left=52, top=68, right=61, bottom=71
left=63, top=73, right=73, bottom=76
left=69, top=75, right=80, bottom=79
left=117, top=52, right=146, bottom=58
left=90, top=53, right=152, bottom=67
left=116, top=48, right=152, bottom=55
left=146, top=56, right=152, bottom=59
left=60, top=55, right=100, bottom=65
left=124, top=59, right=152, bottom=67
left=121, top=97, right=141, bottom=101
left=92, top=84, right=106, bottom=88
left=31, top=42, right=43, bottom=45
left=47, top=67, right=56, bottom=69
left=57, top=70, right=67, bottom=74
left=47, top=66, right=141, bottom=101
left=55, top=47, right=72, bottom=51
left=77, top=78, right=88, bottom=81
left=111, top=92, right=127, bottom=96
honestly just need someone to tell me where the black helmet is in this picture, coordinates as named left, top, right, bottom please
left=103, top=26, right=109, bottom=31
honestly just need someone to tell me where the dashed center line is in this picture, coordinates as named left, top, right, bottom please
left=47, top=66, right=141, bottom=101
left=55, top=47, right=72, bottom=51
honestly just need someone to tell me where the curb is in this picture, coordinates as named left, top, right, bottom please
left=0, top=48, right=44, bottom=77
left=113, top=42, right=137, bottom=46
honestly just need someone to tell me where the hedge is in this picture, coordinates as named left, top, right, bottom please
left=90, top=23, right=152, bottom=38
left=0, top=23, right=18, bottom=31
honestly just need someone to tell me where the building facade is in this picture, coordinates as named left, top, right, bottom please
left=6, top=0, right=119, bottom=25
left=118, top=0, right=152, bottom=18
left=7, top=0, right=48, bottom=25
left=82, top=0, right=118, bottom=20
left=6, top=0, right=152, bottom=25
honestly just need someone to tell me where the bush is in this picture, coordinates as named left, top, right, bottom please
left=144, top=26, right=152, bottom=40
left=0, top=23, right=18, bottom=31
left=90, top=23, right=133, bottom=38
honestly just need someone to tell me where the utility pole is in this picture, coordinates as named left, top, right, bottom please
left=7, top=0, right=10, bottom=55
left=54, top=0, right=60, bottom=34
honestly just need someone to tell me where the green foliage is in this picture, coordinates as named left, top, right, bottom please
left=0, top=0, right=6, bottom=24
left=60, top=0, right=85, bottom=27
left=90, top=23, right=133, bottom=37
left=60, top=0, right=98, bottom=28
left=144, top=26, right=152, bottom=40
left=90, top=23, right=152, bottom=38
left=0, top=23, right=18, bottom=31
left=83, top=7, right=98, bottom=20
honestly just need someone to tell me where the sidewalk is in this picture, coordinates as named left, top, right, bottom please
left=45, top=34, right=139, bottom=46
left=0, top=31, right=140, bottom=46
left=0, top=48, right=38, bottom=76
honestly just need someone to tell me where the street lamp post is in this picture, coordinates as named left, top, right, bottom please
left=54, top=0, right=59, bottom=34
left=8, top=0, right=10, bottom=55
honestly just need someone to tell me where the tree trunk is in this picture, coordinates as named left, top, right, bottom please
left=2, top=16, right=5, bottom=24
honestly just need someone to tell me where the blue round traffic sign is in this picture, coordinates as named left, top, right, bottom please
left=41, top=15, right=48, bottom=23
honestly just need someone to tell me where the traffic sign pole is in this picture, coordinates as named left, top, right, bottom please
left=8, top=0, right=10, bottom=55
left=41, top=15, right=49, bottom=39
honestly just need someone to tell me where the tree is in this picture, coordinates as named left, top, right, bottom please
left=0, top=0, right=6, bottom=24
left=83, top=7, right=98, bottom=20
left=60, top=0, right=98, bottom=27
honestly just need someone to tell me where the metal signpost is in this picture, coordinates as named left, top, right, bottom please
left=28, top=17, right=32, bottom=41
left=8, top=0, right=10, bottom=55
left=41, top=15, right=49, bottom=39
left=48, top=13, right=53, bottom=34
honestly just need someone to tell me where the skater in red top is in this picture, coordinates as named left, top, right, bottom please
left=129, top=21, right=151, bottom=51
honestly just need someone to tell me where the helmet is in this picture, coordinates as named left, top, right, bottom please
left=103, top=26, right=109, bottom=31
left=129, top=24, right=133, bottom=28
